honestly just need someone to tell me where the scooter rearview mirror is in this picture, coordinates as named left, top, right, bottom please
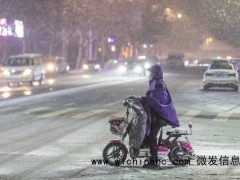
left=188, top=122, right=193, bottom=129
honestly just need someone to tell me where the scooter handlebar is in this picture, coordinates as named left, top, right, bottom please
left=123, top=98, right=134, bottom=108
left=123, top=101, right=131, bottom=108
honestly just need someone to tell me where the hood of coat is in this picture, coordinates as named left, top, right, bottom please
left=147, top=64, right=163, bottom=80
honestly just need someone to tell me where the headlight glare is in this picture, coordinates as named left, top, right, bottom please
left=3, top=69, right=10, bottom=76
left=47, top=64, right=55, bottom=71
left=119, top=66, right=126, bottom=72
left=23, top=69, right=32, bottom=76
left=95, top=64, right=100, bottom=69
left=83, top=64, right=89, bottom=69
left=134, top=66, right=142, bottom=73
left=144, top=63, right=150, bottom=69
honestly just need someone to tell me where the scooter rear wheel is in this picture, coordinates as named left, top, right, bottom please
left=103, top=142, right=127, bottom=166
left=168, top=145, right=190, bottom=166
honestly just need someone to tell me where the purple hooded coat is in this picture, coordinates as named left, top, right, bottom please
left=146, top=65, right=180, bottom=128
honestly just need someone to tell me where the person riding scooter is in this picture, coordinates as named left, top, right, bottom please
left=143, top=64, right=180, bottom=169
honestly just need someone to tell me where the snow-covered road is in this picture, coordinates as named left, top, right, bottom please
left=0, top=71, right=240, bottom=179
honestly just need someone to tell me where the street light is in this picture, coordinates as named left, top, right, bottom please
left=206, top=37, right=213, bottom=44
left=208, top=38, right=213, bottom=42
left=177, top=13, right=182, bottom=18
left=166, top=8, right=171, bottom=13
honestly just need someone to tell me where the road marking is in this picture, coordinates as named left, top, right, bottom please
left=71, top=109, right=108, bottom=119
left=111, top=111, right=126, bottom=117
left=104, top=101, right=121, bottom=107
left=21, top=107, right=50, bottom=115
left=0, top=107, right=19, bottom=112
left=63, top=103, right=77, bottom=107
left=179, top=110, right=201, bottom=121
left=212, top=113, right=231, bottom=122
left=37, top=108, right=78, bottom=118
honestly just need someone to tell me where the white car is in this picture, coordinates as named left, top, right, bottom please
left=3, top=54, right=46, bottom=87
left=119, top=60, right=146, bottom=77
left=82, top=60, right=102, bottom=72
left=203, top=60, right=239, bottom=91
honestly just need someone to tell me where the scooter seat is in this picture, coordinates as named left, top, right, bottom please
left=166, top=129, right=188, bottom=136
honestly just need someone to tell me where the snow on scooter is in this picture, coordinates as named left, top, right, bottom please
left=103, top=96, right=195, bottom=166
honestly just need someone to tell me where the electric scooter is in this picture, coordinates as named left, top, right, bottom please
left=103, top=98, right=195, bottom=166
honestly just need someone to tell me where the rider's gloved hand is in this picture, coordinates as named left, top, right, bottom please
left=123, top=96, right=135, bottom=108
left=123, top=101, right=131, bottom=108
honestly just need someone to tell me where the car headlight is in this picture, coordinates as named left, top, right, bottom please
left=119, top=66, right=126, bottom=72
left=3, top=69, right=10, bottom=76
left=83, top=64, right=89, bottom=69
left=205, top=73, right=213, bottom=76
left=47, top=64, right=55, bottom=71
left=144, top=62, right=150, bottom=69
left=66, top=65, right=70, bottom=71
left=95, top=64, right=100, bottom=69
left=23, top=69, right=32, bottom=76
left=134, top=66, right=143, bottom=73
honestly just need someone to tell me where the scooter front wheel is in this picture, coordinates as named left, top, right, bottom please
left=103, top=142, right=127, bottom=166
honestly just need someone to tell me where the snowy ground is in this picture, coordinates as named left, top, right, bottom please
left=0, top=71, right=240, bottom=179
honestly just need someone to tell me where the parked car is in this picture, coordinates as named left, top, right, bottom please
left=45, top=56, right=70, bottom=75
left=82, top=60, right=102, bottom=72
left=3, top=53, right=45, bottom=87
left=230, top=59, right=240, bottom=75
left=203, top=59, right=239, bottom=91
